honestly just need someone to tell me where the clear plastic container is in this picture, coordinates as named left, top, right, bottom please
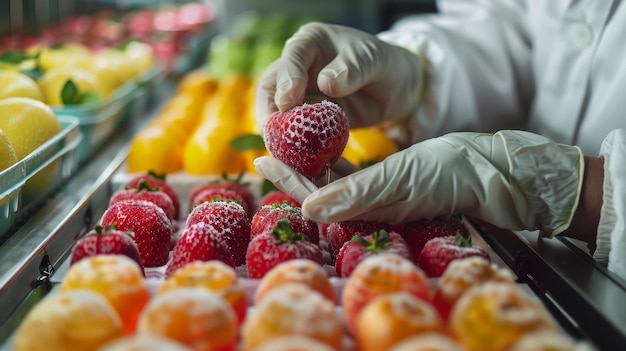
left=0, top=116, right=82, bottom=239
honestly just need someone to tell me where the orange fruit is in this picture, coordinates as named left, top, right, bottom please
left=250, top=336, right=336, bottom=351
left=254, top=259, right=335, bottom=304
left=12, top=290, right=124, bottom=351
left=137, top=288, right=238, bottom=351
left=508, top=330, right=580, bottom=351
left=99, top=334, right=193, bottom=351
left=342, top=127, right=399, bottom=168
left=241, top=283, right=343, bottom=351
left=127, top=124, right=184, bottom=174
left=355, top=292, right=444, bottom=351
left=158, top=260, right=248, bottom=326
left=449, top=281, right=557, bottom=351
left=341, top=253, right=430, bottom=336
left=388, top=333, right=465, bottom=351
left=59, top=255, right=151, bottom=334
left=432, top=256, right=516, bottom=322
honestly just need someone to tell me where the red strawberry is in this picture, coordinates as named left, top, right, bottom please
left=251, top=203, right=319, bottom=245
left=125, top=171, right=181, bottom=220
left=417, top=232, right=490, bottom=278
left=335, top=230, right=412, bottom=278
left=110, top=180, right=176, bottom=221
left=398, top=216, right=469, bottom=265
left=259, top=190, right=300, bottom=208
left=246, top=220, right=323, bottom=279
left=263, top=100, right=350, bottom=178
left=165, top=222, right=235, bottom=278
left=185, top=200, right=251, bottom=266
left=189, top=186, right=250, bottom=216
left=326, top=220, right=392, bottom=261
left=100, top=200, right=173, bottom=267
left=188, top=172, right=255, bottom=216
left=69, top=224, right=144, bottom=273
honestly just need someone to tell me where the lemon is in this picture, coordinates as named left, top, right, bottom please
left=39, top=66, right=103, bottom=106
left=0, top=70, right=44, bottom=101
left=96, top=49, right=138, bottom=83
left=342, top=127, right=400, bottom=168
left=0, top=128, right=18, bottom=172
left=76, top=60, right=124, bottom=99
left=38, top=44, right=92, bottom=72
left=122, top=41, right=155, bottom=78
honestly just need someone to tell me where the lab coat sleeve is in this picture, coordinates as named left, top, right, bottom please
left=377, top=0, right=534, bottom=145
left=596, top=129, right=626, bottom=281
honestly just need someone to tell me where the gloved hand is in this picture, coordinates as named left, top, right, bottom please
left=256, top=22, right=423, bottom=134
left=255, top=130, right=585, bottom=237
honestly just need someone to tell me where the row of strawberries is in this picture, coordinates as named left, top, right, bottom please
left=70, top=170, right=490, bottom=282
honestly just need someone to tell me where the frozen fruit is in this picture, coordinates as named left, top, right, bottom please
left=335, top=229, right=412, bottom=278
left=69, top=224, right=144, bottom=273
left=159, top=260, right=248, bottom=326
left=246, top=220, right=323, bottom=279
left=190, top=172, right=256, bottom=215
left=251, top=203, right=319, bottom=245
left=165, top=222, right=235, bottom=278
left=124, top=172, right=181, bottom=220
left=508, top=330, right=581, bottom=351
left=326, top=220, right=392, bottom=261
left=263, top=100, right=350, bottom=179
left=432, top=256, right=515, bottom=322
left=259, top=190, right=300, bottom=208
left=398, top=216, right=469, bottom=265
left=249, top=336, right=335, bottom=351
left=100, top=200, right=172, bottom=267
left=254, top=259, right=334, bottom=304
left=189, top=185, right=250, bottom=216
left=110, top=180, right=176, bottom=221
left=137, top=288, right=238, bottom=351
left=12, top=290, right=123, bottom=351
left=418, top=232, right=490, bottom=278
left=388, top=333, right=465, bottom=351
left=342, top=253, right=430, bottom=336
left=241, top=283, right=343, bottom=351
left=449, top=281, right=558, bottom=351
left=99, top=334, right=192, bottom=351
left=59, top=255, right=151, bottom=334
left=355, top=292, right=444, bottom=351
left=185, top=200, right=251, bottom=266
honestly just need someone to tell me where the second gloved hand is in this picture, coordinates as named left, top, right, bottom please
left=255, top=130, right=584, bottom=237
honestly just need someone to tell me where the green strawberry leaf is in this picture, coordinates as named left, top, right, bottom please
left=230, top=134, right=266, bottom=151
left=79, top=92, right=100, bottom=104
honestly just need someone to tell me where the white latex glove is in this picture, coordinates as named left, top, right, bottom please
left=256, top=22, right=423, bottom=134
left=255, top=130, right=585, bottom=237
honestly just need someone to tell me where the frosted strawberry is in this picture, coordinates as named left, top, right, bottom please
left=259, top=190, right=300, bottom=208
left=335, top=230, right=412, bottom=278
left=263, top=100, right=350, bottom=179
left=110, top=180, right=176, bottom=221
left=398, top=216, right=469, bottom=265
left=188, top=172, right=255, bottom=216
left=100, top=200, right=172, bottom=267
left=189, top=186, right=250, bottom=216
left=251, top=203, right=319, bottom=245
left=69, top=224, right=144, bottom=273
left=185, top=200, right=251, bottom=266
left=124, top=171, right=181, bottom=220
left=246, top=220, right=324, bottom=279
left=326, top=220, right=392, bottom=261
left=418, top=232, right=490, bottom=278
left=165, top=222, right=235, bottom=278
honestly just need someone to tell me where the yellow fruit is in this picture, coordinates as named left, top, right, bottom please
left=182, top=122, right=246, bottom=175
left=39, top=66, right=104, bottom=106
left=342, top=127, right=399, bottom=168
left=38, top=44, right=91, bottom=72
left=94, top=49, right=137, bottom=83
left=0, top=128, right=18, bottom=172
left=0, top=70, right=44, bottom=101
left=176, top=69, right=218, bottom=98
left=127, top=124, right=184, bottom=175
left=76, top=60, right=124, bottom=99
left=122, top=41, right=155, bottom=78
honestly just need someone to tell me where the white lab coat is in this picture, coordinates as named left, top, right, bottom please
left=377, top=0, right=626, bottom=280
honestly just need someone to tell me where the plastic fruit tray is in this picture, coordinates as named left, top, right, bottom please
left=0, top=116, right=82, bottom=241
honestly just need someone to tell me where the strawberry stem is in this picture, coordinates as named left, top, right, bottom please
left=453, top=231, right=472, bottom=247
left=272, top=220, right=306, bottom=244
left=351, top=230, right=391, bottom=253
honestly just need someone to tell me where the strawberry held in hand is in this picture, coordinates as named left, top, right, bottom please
left=335, top=230, right=411, bottom=278
left=246, top=220, right=323, bottom=279
left=263, top=100, right=349, bottom=179
left=69, top=224, right=144, bottom=273
left=417, top=232, right=490, bottom=278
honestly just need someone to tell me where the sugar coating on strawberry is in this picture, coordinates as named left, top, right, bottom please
left=110, top=181, right=176, bottom=221
left=125, top=172, right=181, bottom=220
left=398, top=216, right=469, bottom=265
left=189, top=186, right=250, bottom=216
left=326, top=220, right=392, bottom=261
left=335, top=230, right=412, bottom=278
left=251, top=203, right=319, bottom=245
left=259, top=190, right=301, bottom=208
left=417, top=233, right=490, bottom=278
left=264, top=100, right=350, bottom=179
left=69, top=225, right=144, bottom=273
left=100, top=200, right=172, bottom=268
left=246, top=220, right=323, bottom=279
left=166, top=222, right=235, bottom=278
left=185, top=201, right=251, bottom=266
